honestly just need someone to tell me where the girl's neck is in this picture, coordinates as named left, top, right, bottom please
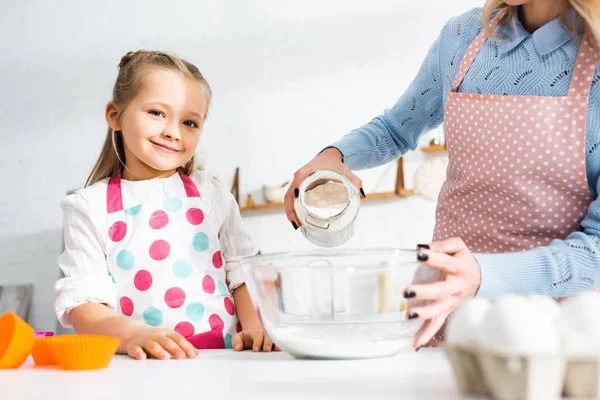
left=519, top=0, right=565, bottom=33
left=121, top=162, right=177, bottom=181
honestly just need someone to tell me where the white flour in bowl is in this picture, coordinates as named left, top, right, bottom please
left=265, top=322, right=420, bottom=359
left=304, top=181, right=349, bottom=218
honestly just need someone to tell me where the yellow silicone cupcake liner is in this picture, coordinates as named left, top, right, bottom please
left=48, top=334, right=120, bottom=370
left=32, top=337, right=57, bottom=366
left=0, top=311, right=34, bottom=369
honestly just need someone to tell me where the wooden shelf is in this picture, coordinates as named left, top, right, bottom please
left=240, top=202, right=284, bottom=213
left=239, top=189, right=418, bottom=214
left=420, top=144, right=447, bottom=153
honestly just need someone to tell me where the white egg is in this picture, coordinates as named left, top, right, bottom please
left=524, top=293, right=561, bottom=323
left=477, top=295, right=560, bottom=355
left=559, top=290, right=600, bottom=355
left=446, top=298, right=491, bottom=346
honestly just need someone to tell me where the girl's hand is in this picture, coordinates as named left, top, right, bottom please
left=403, top=238, right=482, bottom=348
left=232, top=328, right=280, bottom=352
left=125, top=327, right=199, bottom=360
left=284, top=147, right=364, bottom=229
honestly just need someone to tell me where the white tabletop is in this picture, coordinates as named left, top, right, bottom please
left=0, top=348, right=470, bottom=400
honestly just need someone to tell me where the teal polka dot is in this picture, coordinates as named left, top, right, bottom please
left=193, top=232, right=209, bottom=252
left=163, top=198, right=183, bottom=213
left=124, top=205, right=141, bottom=216
left=173, top=258, right=193, bottom=278
left=224, top=333, right=233, bottom=349
left=116, top=250, right=135, bottom=270
left=186, top=302, right=204, bottom=323
left=217, top=280, right=228, bottom=295
left=143, top=307, right=163, bottom=327
left=108, top=272, right=116, bottom=284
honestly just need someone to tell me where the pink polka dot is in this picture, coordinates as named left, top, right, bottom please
left=149, top=240, right=170, bottom=260
left=149, top=210, right=169, bottom=229
left=120, top=296, right=134, bottom=316
left=174, top=321, right=195, bottom=338
left=108, top=221, right=127, bottom=242
left=209, top=314, right=224, bottom=330
left=165, top=287, right=186, bottom=309
left=212, top=251, right=223, bottom=269
left=224, top=297, right=234, bottom=316
left=236, top=322, right=242, bottom=333
left=134, top=270, right=153, bottom=291
left=202, top=275, right=215, bottom=294
left=186, top=208, right=205, bottom=225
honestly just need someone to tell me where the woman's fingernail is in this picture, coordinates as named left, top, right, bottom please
left=404, top=290, right=416, bottom=298
left=415, top=346, right=422, bottom=352
left=417, top=252, right=429, bottom=261
left=417, top=244, right=430, bottom=250
left=292, top=221, right=298, bottom=230
left=294, top=188, right=299, bottom=198
left=360, top=188, right=366, bottom=198
left=408, top=312, right=419, bottom=320
left=188, top=350, right=196, bottom=358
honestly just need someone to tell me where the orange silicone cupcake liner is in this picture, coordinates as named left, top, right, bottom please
left=0, top=311, right=34, bottom=369
left=32, top=337, right=58, bottom=366
left=48, top=334, right=120, bottom=370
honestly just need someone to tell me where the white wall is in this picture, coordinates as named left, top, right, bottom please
left=0, top=0, right=480, bottom=330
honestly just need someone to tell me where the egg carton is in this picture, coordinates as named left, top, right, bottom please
left=564, top=356, right=600, bottom=399
left=446, top=344, right=568, bottom=400
left=444, top=345, right=487, bottom=396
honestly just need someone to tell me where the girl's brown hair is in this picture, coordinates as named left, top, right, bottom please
left=86, top=50, right=212, bottom=187
left=481, top=1, right=600, bottom=47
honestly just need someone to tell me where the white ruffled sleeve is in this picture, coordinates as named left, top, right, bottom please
left=55, top=192, right=118, bottom=328
left=205, top=174, right=256, bottom=290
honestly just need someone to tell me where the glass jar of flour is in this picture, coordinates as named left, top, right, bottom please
left=294, top=169, right=360, bottom=247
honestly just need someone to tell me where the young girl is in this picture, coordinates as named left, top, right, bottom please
left=55, top=50, right=276, bottom=360
left=285, top=0, right=600, bottom=348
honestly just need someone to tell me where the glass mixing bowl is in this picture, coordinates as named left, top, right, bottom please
left=241, top=248, right=432, bottom=359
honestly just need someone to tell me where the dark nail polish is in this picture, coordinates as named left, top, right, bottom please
left=294, top=188, right=299, bottom=198
left=360, top=188, right=366, bottom=198
left=408, top=312, right=419, bottom=320
left=404, top=290, right=416, bottom=299
left=415, top=346, right=421, bottom=352
left=291, top=221, right=298, bottom=230
left=417, top=252, right=429, bottom=262
left=417, top=244, right=430, bottom=250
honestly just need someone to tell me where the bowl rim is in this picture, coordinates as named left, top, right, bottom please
left=240, top=247, right=418, bottom=268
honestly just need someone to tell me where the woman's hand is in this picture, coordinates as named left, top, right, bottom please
left=284, top=147, right=364, bottom=230
left=232, top=328, right=280, bottom=352
left=403, top=238, right=482, bottom=348
left=124, top=327, right=199, bottom=360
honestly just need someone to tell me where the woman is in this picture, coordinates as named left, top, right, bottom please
left=284, top=0, right=600, bottom=348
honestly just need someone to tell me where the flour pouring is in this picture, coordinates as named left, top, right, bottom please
left=293, top=169, right=360, bottom=248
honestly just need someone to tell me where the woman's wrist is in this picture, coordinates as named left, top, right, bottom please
left=318, top=146, right=344, bottom=162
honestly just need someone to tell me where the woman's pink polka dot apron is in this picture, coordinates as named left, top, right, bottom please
left=434, top=16, right=598, bottom=259
left=419, top=14, right=599, bottom=347
left=105, top=169, right=239, bottom=349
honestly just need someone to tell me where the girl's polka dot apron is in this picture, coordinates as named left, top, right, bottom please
left=105, top=169, right=239, bottom=349
left=434, top=14, right=598, bottom=258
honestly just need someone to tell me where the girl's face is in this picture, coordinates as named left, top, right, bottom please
left=107, top=69, right=207, bottom=180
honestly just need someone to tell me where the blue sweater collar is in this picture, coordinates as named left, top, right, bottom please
left=498, top=7, right=581, bottom=56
